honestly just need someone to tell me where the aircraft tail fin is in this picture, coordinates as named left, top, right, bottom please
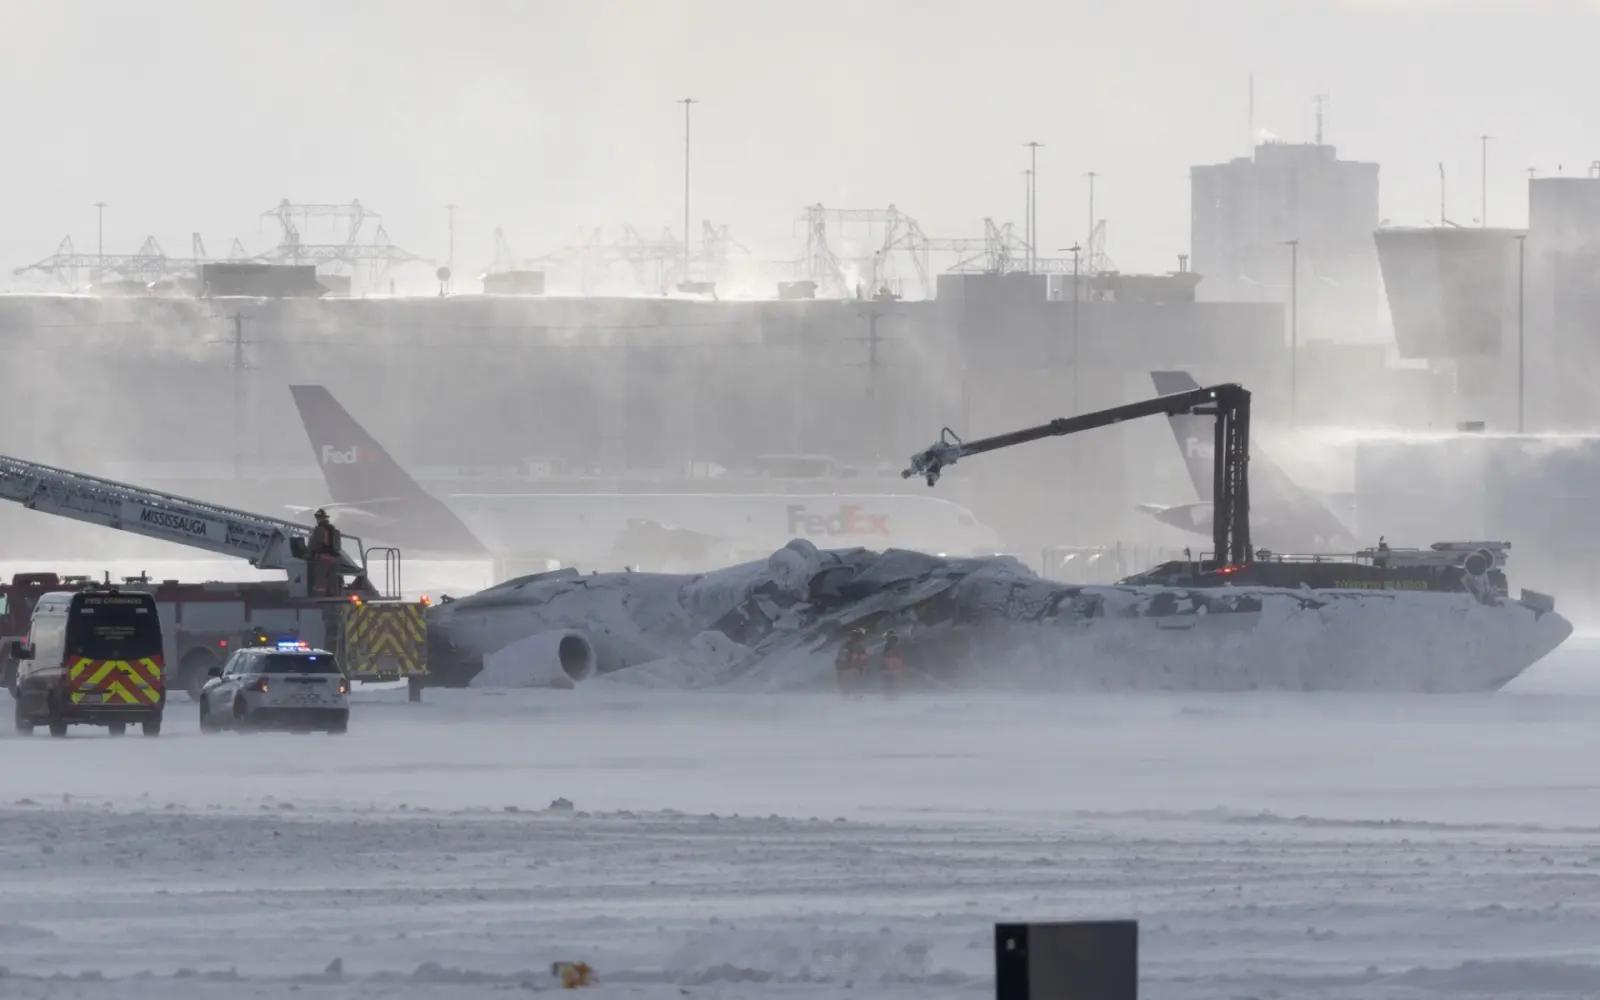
left=1148, top=370, right=1355, bottom=549
left=1150, top=370, right=1214, bottom=498
left=289, top=385, right=486, bottom=555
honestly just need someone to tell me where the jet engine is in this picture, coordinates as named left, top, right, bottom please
left=1460, top=547, right=1498, bottom=605
left=475, top=630, right=597, bottom=688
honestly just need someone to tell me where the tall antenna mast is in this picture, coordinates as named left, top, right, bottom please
left=1314, top=93, right=1327, bottom=145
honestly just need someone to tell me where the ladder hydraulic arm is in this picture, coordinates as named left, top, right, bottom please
left=903, top=383, right=1253, bottom=567
left=0, top=454, right=367, bottom=596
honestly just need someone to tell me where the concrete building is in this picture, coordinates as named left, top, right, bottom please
left=1526, top=176, right=1600, bottom=430
left=1371, top=178, right=1600, bottom=431
left=1191, top=142, right=1381, bottom=342
left=1373, top=226, right=1523, bottom=426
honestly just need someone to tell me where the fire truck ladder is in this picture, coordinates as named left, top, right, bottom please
left=0, top=454, right=369, bottom=597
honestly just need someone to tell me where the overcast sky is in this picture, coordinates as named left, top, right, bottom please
left=3, top=0, right=1596, bottom=287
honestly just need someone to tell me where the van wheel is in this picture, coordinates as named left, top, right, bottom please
left=232, top=697, right=249, bottom=726
left=13, top=699, right=33, bottom=736
left=107, top=722, right=126, bottom=737
left=141, top=716, right=162, bottom=737
left=48, top=716, right=68, bottom=738
left=199, top=699, right=218, bottom=734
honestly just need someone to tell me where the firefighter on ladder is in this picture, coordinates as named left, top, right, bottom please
left=309, top=509, right=343, bottom=597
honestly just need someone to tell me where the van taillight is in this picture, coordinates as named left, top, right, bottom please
left=251, top=678, right=269, bottom=694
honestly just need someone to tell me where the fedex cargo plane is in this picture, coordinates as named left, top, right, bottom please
left=1141, top=371, right=1356, bottom=552
left=288, top=386, right=1001, bottom=571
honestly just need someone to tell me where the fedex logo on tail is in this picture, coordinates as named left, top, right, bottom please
left=786, top=504, right=890, bottom=537
left=320, top=444, right=374, bottom=465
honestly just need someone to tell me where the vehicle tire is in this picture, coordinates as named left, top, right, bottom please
left=48, top=716, right=68, bottom=738
left=141, top=716, right=162, bottom=737
left=108, top=722, right=126, bottom=737
left=14, top=698, right=33, bottom=736
left=232, top=696, right=249, bottom=728
left=327, top=714, right=348, bottom=734
left=407, top=676, right=423, bottom=703
left=198, top=699, right=218, bottom=734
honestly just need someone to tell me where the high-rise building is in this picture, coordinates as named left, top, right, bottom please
left=1191, top=142, right=1380, bottom=342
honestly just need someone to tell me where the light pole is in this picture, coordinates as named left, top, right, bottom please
left=678, top=98, right=698, bottom=276
left=1283, top=239, right=1299, bottom=425
left=1480, top=134, right=1492, bottom=226
left=1084, top=171, right=1096, bottom=267
left=1061, top=244, right=1082, bottom=411
left=1024, top=141, right=1043, bottom=272
left=93, top=201, right=107, bottom=288
left=444, top=203, right=458, bottom=290
left=1023, top=169, right=1032, bottom=269
left=1515, top=233, right=1526, bottom=432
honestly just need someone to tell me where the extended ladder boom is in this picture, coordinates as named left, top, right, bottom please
left=0, top=454, right=364, bottom=577
left=903, top=383, right=1253, bottom=567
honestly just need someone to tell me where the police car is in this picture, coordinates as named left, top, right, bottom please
left=198, top=642, right=349, bottom=734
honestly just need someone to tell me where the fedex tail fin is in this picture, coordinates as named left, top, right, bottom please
left=1151, top=370, right=1215, bottom=498
left=1148, top=371, right=1355, bottom=550
left=289, top=386, right=487, bottom=556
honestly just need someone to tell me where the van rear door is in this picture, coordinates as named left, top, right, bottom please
left=66, top=594, right=164, bottom=708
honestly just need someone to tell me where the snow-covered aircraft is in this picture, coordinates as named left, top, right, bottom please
left=423, top=540, right=1570, bottom=695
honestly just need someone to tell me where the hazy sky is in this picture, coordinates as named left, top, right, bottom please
left=3, top=0, right=1597, bottom=286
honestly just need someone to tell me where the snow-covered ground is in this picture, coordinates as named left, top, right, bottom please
left=1, top=639, right=1598, bottom=998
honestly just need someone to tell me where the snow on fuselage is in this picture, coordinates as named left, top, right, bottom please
left=423, top=544, right=1572, bottom=694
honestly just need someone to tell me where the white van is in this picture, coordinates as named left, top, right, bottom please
left=12, top=590, right=165, bottom=737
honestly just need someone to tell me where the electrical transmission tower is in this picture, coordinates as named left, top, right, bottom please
left=798, top=204, right=934, bottom=299
left=14, top=235, right=202, bottom=289
left=255, top=199, right=429, bottom=291
left=527, top=222, right=750, bottom=295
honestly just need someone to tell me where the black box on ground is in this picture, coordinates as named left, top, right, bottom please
left=995, top=920, right=1138, bottom=1000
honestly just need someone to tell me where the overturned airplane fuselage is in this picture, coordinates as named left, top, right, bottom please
left=424, top=542, right=1572, bottom=693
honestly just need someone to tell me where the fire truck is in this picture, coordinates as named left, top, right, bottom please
left=0, top=456, right=429, bottom=702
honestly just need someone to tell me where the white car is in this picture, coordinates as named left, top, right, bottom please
left=199, top=643, right=349, bottom=734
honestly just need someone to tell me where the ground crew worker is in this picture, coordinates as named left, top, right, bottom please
left=879, top=630, right=906, bottom=696
left=835, top=627, right=868, bottom=694
left=309, top=509, right=343, bottom=596
left=1375, top=535, right=1391, bottom=569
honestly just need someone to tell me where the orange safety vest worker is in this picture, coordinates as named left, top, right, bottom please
left=836, top=630, right=868, bottom=692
